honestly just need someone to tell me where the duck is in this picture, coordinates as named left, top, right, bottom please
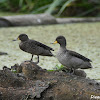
left=52, top=36, right=92, bottom=72
left=15, top=34, right=54, bottom=64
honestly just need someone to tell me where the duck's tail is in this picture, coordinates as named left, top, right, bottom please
left=81, top=62, right=92, bottom=69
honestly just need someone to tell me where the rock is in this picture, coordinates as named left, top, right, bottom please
left=0, top=66, right=25, bottom=87
left=1, top=14, right=100, bottom=27
left=0, top=19, right=12, bottom=27
left=11, top=64, right=22, bottom=73
left=74, top=69, right=87, bottom=77
left=20, top=61, right=44, bottom=79
left=56, top=18, right=100, bottom=24
left=61, top=68, right=86, bottom=77
left=0, top=52, right=8, bottom=55
left=26, top=80, right=49, bottom=99
left=0, top=14, right=57, bottom=27
left=0, top=62, right=100, bottom=100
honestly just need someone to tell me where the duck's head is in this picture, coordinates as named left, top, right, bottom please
left=17, top=34, right=29, bottom=41
left=53, top=36, right=66, bottom=46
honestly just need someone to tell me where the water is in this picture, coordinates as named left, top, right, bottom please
left=0, top=23, right=100, bottom=81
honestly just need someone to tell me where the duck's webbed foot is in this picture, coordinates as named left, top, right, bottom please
left=24, top=55, right=39, bottom=64
left=66, top=68, right=75, bottom=75
left=24, top=55, right=34, bottom=62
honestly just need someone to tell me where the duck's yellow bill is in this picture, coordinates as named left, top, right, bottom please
left=53, top=41, right=58, bottom=44
left=17, top=37, right=20, bottom=40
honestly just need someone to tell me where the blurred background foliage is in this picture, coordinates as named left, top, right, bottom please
left=0, top=0, right=100, bottom=17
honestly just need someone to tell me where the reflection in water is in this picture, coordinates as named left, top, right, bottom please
left=0, top=23, right=100, bottom=81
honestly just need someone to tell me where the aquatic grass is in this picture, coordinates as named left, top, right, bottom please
left=11, top=69, right=17, bottom=73
left=57, top=0, right=75, bottom=16
left=47, top=69, right=55, bottom=72
left=45, top=0, right=63, bottom=14
left=31, top=4, right=50, bottom=14
left=76, top=6, right=100, bottom=17
left=47, top=64, right=64, bottom=72
left=0, top=0, right=100, bottom=16
left=53, top=64, right=64, bottom=70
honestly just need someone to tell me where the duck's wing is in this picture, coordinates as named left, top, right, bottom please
left=30, top=40, right=54, bottom=51
left=68, top=50, right=92, bottom=62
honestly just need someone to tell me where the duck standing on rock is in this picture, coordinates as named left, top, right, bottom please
left=52, top=36, right=92, bottom=72
left=14, top=34, right=54, bottom=64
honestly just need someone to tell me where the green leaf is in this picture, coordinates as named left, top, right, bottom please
left=31, top=4, right=50, bottom=14
left=57, top=0, right=75, bottom=16
left=45, top=0, right=64, bottom=14
left=76, top=6, right=100, bottom=17
left=0, top=0, right=7, bottom=3
left=19, top=0, right=24, bottom=7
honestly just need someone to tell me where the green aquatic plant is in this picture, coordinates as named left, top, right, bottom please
left=48, top=64, right=64, bottom=72
left=47, top=64, right=70, bottom=73
left=11, top=69, right=17, bottom=73
left=57, top=0, right=75, bottom=16
left=54, top=64, right=64, bottom=70
left=0, top=0, right=100, bottom=17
